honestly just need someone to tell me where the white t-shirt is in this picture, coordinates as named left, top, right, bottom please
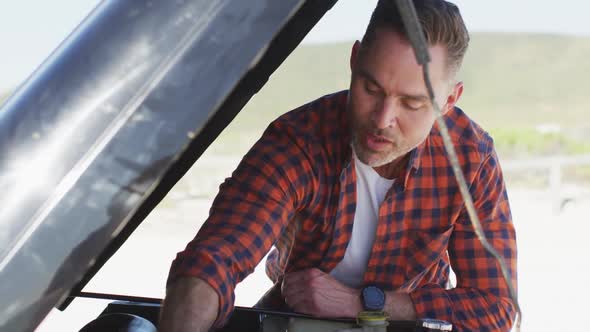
left=329, top=153, right=394, bottom=288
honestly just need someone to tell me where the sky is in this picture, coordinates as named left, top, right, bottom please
left=1, top=0, right=589, bottom=91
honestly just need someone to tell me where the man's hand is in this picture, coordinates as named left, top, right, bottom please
left=281, top=268, right=362, bottom=318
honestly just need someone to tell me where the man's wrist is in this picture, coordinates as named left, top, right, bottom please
left=383, top=291, right=417, bottom=321
left=160, top=277, right=219, bottom=332
left=349, top=288, right=363, bottom=318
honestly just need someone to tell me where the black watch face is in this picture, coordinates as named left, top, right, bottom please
left=362, top=286, right=385, bottom=311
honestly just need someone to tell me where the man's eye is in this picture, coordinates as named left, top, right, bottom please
left=364, top=82, right=380, bottom=95
left=403, top=102, right=423, bottom=111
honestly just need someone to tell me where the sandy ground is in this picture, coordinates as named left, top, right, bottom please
left=34, top=185, right=590, bottom=332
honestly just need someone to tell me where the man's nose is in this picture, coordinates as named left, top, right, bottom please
left=371, top=97, right=399, bottom=129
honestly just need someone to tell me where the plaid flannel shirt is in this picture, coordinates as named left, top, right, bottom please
left=168, top=90, right=517, bottom=331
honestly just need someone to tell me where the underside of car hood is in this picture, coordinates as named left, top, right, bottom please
left=0, top=1, right=337, bottom=330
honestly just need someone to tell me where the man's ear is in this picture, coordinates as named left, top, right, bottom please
left=350, top=40, right=361, bottom=71
left=443, top=81, right=464, bottom=114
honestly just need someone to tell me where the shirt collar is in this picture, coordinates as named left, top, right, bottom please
left=403, top=139, right=426, bottom=189
left=408, top=139, right=426, bottom=171
left=342, top=141, right=425, bottom=191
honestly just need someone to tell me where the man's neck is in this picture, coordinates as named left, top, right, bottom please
left=372, top=153, right=410, bottom=180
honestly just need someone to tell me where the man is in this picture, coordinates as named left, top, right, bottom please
left=160, top=1, right=517, bottom=331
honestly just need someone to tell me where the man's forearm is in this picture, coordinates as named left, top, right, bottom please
left=384, top=291, right=416, bottom=321
left=159, top=277, right=219, bottom=332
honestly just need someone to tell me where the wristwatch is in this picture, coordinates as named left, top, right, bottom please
left=360, top=285, right=386, bottom=311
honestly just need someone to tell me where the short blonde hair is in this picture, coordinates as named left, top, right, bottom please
left=362, top=0, right=470, bottom=75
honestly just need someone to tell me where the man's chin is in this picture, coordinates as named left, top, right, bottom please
left=355, top=149, right=396, bottom=167
left=352, top=138, right=401, bottom=166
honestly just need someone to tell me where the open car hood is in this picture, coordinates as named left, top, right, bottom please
left=0, top=0, right=337, bottom=330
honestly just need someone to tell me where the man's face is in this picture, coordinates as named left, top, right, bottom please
left=348, top=28, right=462, bottom=169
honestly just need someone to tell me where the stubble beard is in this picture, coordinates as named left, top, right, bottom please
left=351, top=131, right=406, bottom=167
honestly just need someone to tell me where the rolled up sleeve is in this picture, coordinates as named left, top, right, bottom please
left=410, top=151, right=517, bottom=331
left=167, top=119, right=315, bottom=327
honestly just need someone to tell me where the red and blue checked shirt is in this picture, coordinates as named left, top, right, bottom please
left=168, top=90, right=517, bottom=331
